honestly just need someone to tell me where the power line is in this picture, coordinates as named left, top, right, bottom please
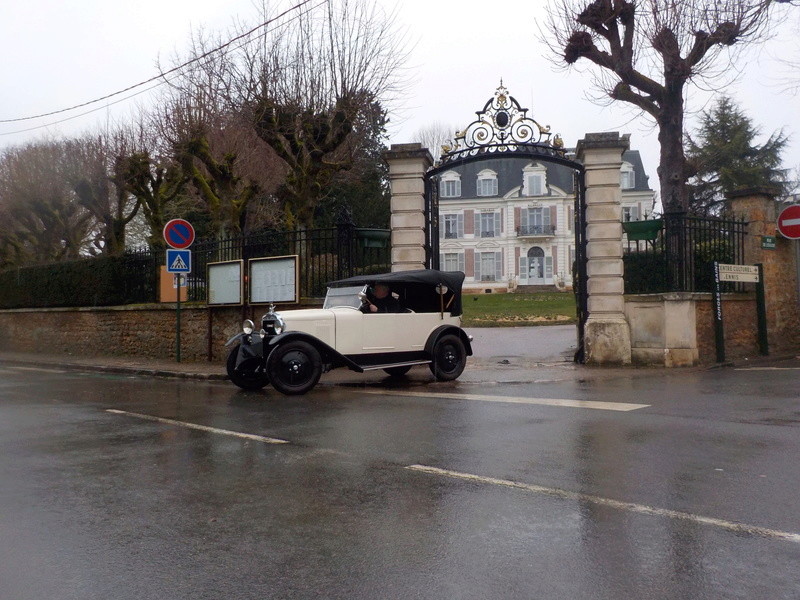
left=0, top=0, right=320, bottom=126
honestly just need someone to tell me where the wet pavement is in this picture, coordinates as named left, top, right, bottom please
left=2, top=327, right=800, bottom=599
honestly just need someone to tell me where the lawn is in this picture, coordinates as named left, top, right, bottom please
left=460, top=292, right=577, bottom=327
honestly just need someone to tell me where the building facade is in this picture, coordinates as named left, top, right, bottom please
left=438, top=150, right=654, bottom=292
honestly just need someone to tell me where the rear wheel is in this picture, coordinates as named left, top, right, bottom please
left=266, top=340, right=323, bottom=395
left=383, top=365, right=412, bottom=377
left=226, top=345, right=269, bottom=391
left=429, top=334, right=466, bottom=381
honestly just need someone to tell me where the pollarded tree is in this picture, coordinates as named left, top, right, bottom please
left=544, top=0, right=781, bottom=212
left=686, top=96, right=789, bottom=215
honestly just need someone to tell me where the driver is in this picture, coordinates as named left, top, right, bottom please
left=361, top=283, right=400, bottom=313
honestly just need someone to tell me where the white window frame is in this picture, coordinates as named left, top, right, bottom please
left=622, top=205, right=639, bottom=222
left=523, top=163, right=547, bottom=197
left=440, top=252, right=465, bottom=273
left=620, top=162, right=635, bottom=190
left=520, top=206, right=551, bottom=235
left=440, top=171, right=461, bottom=198
left=476, top=169, right=498, bottom=197
left=441, top=213, right=464, bottom=239
left=479, top=212, right=499, bottom=238
left=475, top=251, right=502, bottom=282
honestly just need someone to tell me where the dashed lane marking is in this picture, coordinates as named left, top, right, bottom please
left=105, top=409, right=289, bottom=444
left=406, top=465, right=800, bottom=544
left=4, top=366, right=67, bottom=374
left=359, top=389, right=648, bottom=412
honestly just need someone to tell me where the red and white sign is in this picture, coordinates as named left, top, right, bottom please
left=777, top=204, right=800, bottom=240
left=163, top=219, right=196, bottom=249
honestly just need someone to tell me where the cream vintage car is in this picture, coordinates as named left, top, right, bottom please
left=224, top=269, right=472, bottom=395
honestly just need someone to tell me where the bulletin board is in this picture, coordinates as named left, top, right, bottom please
left=249, top=255, right=298, bottom=305
left=207, top=260, right=243, bottom=306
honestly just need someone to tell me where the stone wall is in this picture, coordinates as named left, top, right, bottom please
left=0, top=304, right=285, bottom=363
left=694, top=294, right=760, bottom=362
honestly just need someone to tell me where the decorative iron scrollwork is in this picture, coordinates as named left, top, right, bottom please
left=439, top=83, right=565, bottom=164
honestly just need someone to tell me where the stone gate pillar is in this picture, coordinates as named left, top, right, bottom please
left=576, top=133, right=632, bottom=365
left=727, top=188, right=800, bottom=355
left=383, top=143, right=432, bottom=272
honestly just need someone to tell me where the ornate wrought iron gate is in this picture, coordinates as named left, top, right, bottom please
left=422, top=84, right=588, bottom=362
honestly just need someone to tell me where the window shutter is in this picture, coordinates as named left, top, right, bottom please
left=545, top=256, right=553, bottom=280
left=458, top=252, right=465, bottom=273
left=474, top=252, right=481, bottom=281
left=458, top=214, right=464, bottom=238
left=631, top=206, right=639, bottom=220
left=543, top=207, right=551, bottom=228
left=495, top=251, right=502, bottom=281
left=519, top=256, right=527, bottom=281
left=497, top=212, right=502, bottom=235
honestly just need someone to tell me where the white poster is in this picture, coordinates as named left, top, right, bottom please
left=249, top=256, right=298, bottom=304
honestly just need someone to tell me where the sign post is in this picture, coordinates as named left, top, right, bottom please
left=164, top=220, right=195, bottom=363
left=712, top=262, right=768, bottom=362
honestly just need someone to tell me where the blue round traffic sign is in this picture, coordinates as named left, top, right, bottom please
left=163, top=219, right=195, bottom=249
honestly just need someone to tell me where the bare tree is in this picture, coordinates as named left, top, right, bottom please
left=67, top=131, right=144, bottom=255
left=234, top=0, right=408, bottom=229
left=544, top=0, right=780, bottom=212
left=413, top=121, right=458, bottom=165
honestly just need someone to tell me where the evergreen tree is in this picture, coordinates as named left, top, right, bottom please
left=686, top=97, right=788, bottom=215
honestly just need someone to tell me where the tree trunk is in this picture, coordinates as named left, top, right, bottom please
left=656, top=90, right=688, bottom=214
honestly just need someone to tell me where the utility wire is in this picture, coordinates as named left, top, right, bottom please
left=0, top=0, right=319, bottom=125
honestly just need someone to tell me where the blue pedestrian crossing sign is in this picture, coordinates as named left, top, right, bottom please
left=166, top=249, right=191, bottom=273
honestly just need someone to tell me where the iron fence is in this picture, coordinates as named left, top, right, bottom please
left=0, top=223, right=390, bottom=309
left=623, top=213, right=748, bottom=294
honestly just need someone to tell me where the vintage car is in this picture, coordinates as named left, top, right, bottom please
left=224, top=269, right=473, bottom=395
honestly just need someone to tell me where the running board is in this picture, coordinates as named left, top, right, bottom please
left=360, top=360, right=431, bottom=371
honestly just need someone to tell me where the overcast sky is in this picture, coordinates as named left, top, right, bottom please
left=2, top=0, right=799, bottom=202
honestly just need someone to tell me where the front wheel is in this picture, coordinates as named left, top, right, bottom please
left=226, top=345, right=269, bottom=391
left=266, top=340, right=323, bottom=395
left=429, top=334, right=466, bottom=381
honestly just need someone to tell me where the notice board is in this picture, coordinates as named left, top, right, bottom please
left=207, top=260, right=243, bottom=305
left=249, top=255, right=298, bottom=304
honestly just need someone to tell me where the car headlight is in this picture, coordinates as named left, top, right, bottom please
left=242, top=319, right=255, bottom=335
left=261, top=305, right=285, bottom=335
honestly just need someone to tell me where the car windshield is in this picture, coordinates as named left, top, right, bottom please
left=323, top=286, right=364, bottom=309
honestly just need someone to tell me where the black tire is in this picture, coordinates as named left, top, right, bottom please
left=429, top=334, right=466, bottom=381
left=226, top=345, right=269, bottom=391
left=266, top=340, right=323, bottom=395
left=383, top=365, right=412, bottom=377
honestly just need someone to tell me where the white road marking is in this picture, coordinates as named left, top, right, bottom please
left=6, top=366, right=67, bottom=374
left=360, top=389, right=648, bottom=412
left=105, top=409, right=289, bottom=444
left=735, top=367, right=800, bottom=371
left=407, top=465, right=800, bottom=544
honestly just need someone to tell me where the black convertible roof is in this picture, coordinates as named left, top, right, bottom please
left=329, top=269, right=465, bottom=316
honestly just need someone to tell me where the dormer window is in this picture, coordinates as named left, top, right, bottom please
left=522, top=163, right=547, bottom=197
left=476, top=169, right=498, bottom=197
left=621, top=162, right=636, bottom=189
left=440, top=171, right=461, bottom=198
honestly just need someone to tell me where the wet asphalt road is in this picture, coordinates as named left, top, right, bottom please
left=1, top=361, right=800, bottom=599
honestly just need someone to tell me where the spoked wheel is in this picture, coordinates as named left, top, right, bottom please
left=226, top=345, right=269, bottom=391
left=266, top=340, right=323, bottom=395
left=383, top=365, right=412, bottom=377
left=429, top=334, right=466, bottom=381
